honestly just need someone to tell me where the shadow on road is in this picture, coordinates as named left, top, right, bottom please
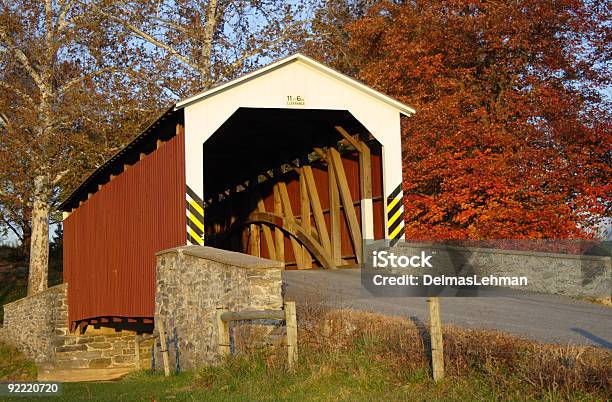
left=570, top=328, right=612, bottom=349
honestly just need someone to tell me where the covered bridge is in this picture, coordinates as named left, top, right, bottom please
left=59, top=54, right=415, bottom=331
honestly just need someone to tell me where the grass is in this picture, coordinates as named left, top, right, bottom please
left=0, top=352, right=527, bottom=401
left=0, top=305, right=610, bottom=401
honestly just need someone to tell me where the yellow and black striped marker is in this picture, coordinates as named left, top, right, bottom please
left=186, top=186, right=204, bottom=246
left=387, top=184, right=405, bottom=247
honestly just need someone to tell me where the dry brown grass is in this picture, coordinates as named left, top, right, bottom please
left=297, top=303, right=612, bottom=400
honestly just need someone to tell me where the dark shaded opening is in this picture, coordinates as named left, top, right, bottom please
left=203, top=108, right=368, bottom=200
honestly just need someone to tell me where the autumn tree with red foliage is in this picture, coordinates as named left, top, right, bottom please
left=336, top=0, right=611, bottom=239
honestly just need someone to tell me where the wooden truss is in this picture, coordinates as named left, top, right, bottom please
left=237, top=126, right=374, bottom=269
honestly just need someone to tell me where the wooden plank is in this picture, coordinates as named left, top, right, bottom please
left=327, top=152, right=343, bottom=266
left=359, top=138, right=374, bottom=239
left=278, top=182, right=303, bottom=268
left=249, top=224, right=260, bottom=257
left=216, top=306, right=231, bottom=356
left=285, top=301, right=298, bottom=371
left=249, top=188, right=261, bottom=257
left=273, top=184, right=285, bottom=264
left=428, top=297, right=444, bottom=382
left=157, top=320, right=171, bottom=377
left=329, top=148, right=362, bottom=263
left=299, top=170, right=312, bottom=268
left=302, top=165, right=332, bottom=257
left=313, top=147, right=328, bottom=161
left=221, top=309, right=286, bottom=322
left=257, top=199, right=276, bottom=260
left=334, top=126, right=362, bottom=152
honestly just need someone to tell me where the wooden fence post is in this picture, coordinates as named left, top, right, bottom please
left=216, top=306, right=231, bottom=356
left=285, top=301, right=298, bottom=370
left=157, top=320, right=171, bottom=377
left=428, top=297, right=444, bottom=382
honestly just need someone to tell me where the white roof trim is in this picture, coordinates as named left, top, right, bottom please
left=174, top=53, right=416, bottom=116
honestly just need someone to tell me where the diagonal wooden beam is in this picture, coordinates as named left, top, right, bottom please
left=313, top=147, right=328, bottom=161
left=302, top=165, right=332, bottom=256
left=299, top=169, right=313, bottom=269
left=335, top=126, right=362, bottom=152
left=249, top=224, right=260, bottom=257
left=249, top=191, right=260, bottom=257
left=273, top=184, right=285, bottom=264
left=327, top=151, right=343, bottom=265
left=278, top=181, right=304, bottom=269
left=257, top=198, right=277, bottom=260
left=329, top=148, right=362, bottom=263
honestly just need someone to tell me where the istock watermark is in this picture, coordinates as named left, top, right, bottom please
left=372, top=250, right=433, bottom=268
left=361, top=239, right=611, bottom=298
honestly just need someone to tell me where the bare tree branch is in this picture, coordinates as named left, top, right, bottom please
left=58, top=66, right=117, bottom=96
left=57, top=0, right=77, bottom=32
left=0, top=25, right=43, bottom=90
left=89, top=3, right=203, bottom=73
left=0, top=214, right=24, bottom=242
left=52, top=169, right=70, bottom=185
left=0, top=112, right=10, bottom=130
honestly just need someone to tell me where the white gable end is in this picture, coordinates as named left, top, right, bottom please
left=179, top=54, right=412, bottom=243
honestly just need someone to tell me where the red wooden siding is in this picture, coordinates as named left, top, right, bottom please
left=63, top=131, right=186, bottom=324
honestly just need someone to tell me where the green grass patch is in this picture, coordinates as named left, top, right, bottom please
left=1, top=343, right=610, bottom=401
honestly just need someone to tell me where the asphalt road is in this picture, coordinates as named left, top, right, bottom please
left=282, top=269, right=612, bottom=348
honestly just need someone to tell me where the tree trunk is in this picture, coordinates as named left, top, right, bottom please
left=19, top=222, right=31, bottom=262
left=200, top=0, right=219, bottom=86
left=27, top=174, right=50, bottom=295
left=19, top=208, right=32, bottom=261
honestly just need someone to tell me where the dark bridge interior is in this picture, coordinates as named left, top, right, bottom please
left=203, top=107, right=385, bottom=269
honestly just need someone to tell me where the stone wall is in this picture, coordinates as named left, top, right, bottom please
left=155, top=246, right=283, bottom=370
left=49, top=326, right=153, bottom=371
left=393, top=243, right=611, bottom=298
left=2, top=284, right=68, bottom=363
left=2, top=283, right=152, bottom=380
